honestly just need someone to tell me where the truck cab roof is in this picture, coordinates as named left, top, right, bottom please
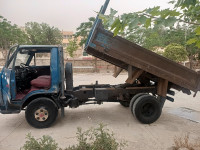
left=18, top=45, right=61, bottom=49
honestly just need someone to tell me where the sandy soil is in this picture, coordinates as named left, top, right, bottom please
left=0, top=73, right=200, bottom=150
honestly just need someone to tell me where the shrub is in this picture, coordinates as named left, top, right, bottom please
left=163, top=43, right=188, bottom=62
left=65, top=123, right=127, bottom=150
left=21, top=124, right=127, bottom=150
left=20, top=133, right=60, bottom=150
left=173, top=134, right=200, bottom=150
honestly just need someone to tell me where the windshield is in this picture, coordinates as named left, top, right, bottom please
left=15, top=51, right=30, bottom=66
left=7, top=48, right=30, bottom=69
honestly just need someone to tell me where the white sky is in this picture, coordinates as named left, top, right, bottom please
left=0, top=0, right=171, bottom=32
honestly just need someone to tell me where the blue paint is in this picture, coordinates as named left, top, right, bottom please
left=49, top=48, right=60, bottom=92
left=10, top=70, right=16, bottom=99
left=89, top=43, right=97, bottom=48
left=96, top=33, right=109, bottom=45
left=95, top=33, right=112, bottom=50
left=0, top=72, right=3, bottom=107
left=1, top=68, right=12, bottom=104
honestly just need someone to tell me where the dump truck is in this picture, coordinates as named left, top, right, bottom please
left=0, top=0, right=200, bottom=128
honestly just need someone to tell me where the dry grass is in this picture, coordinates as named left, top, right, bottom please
left=173, top=134, right=200, bottom=150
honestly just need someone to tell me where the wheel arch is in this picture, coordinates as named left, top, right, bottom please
left=21, top=94, right=60, bottom=109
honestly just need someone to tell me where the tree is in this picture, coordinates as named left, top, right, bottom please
left=141, top=26, right=187, bottom=50
left=66, top=38, right=79, bottom=58
left=0, top=15, right=28, bottom=51
left=163, top=43, right=188, bottom=62
left=75, top=9, right=124, bottom=47
left=98, top=0, right=200, bottom=67
left=75, top=9, right=118, bottom=47
left=25, top=22, right=63, bottom=45
left=75, top=17, right=95, bottom=47
left=0, top=15, right=29, bottom=58
left=100, top=0, right=200, bottom=48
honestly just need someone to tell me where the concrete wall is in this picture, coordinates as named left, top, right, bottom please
left=66, top=59, right=115, bottom=73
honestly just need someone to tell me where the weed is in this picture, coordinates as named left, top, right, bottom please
left=20, top=133, right=60, bottom=150
left=65, top=123, right=127, bottom=150
left=173, top=134, right=200, bottom=150
left=21, top=124, right=127, bottom=150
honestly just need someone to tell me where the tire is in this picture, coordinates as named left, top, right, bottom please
left=132, top=95, right=161, bottom=124
left=25, top=97, right=58, bottom=128
left=129, top=93, right=148, bottom=113
left=65, top=62, right=73, bottom=91
left=119, top=101, right=130, bottom=107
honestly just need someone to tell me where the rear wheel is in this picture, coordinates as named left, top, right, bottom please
left=131, top=95, right=161, bottom=124
left=129, top=93, right=147, bottom=113
left=25, top=97, right=58, bottom=128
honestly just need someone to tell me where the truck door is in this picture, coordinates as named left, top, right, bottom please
left=1, top=46, right=17, bottom=107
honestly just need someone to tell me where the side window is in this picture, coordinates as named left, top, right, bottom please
left=7, top=46, right=18, bottom=69
left=29, top=53, right=51, bottom=66
left=8, top=58, right=14, bottom=69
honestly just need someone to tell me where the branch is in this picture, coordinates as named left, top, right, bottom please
left=142, top=13, right=200, bottom=26
left=178, top=19, right=200, bottom=26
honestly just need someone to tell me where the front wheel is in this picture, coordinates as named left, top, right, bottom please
left=131, top=95, right=161, bottom=124
left=25, top=97, right=58, bottom=128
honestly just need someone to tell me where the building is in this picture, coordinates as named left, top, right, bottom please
left=62, top=31, right=85, bottom=58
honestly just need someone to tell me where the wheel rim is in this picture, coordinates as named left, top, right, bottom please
left=141, top=103, right=155, bottom=117
left=34, top=107, right=49, bottom=122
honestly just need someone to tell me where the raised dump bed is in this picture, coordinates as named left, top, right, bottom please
left=85, top=0, right=200, bottom=94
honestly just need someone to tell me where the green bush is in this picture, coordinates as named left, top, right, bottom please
left=21, top=124, right=127, bottom=150
left=65, top=124, right=127, bottom=150
left=20, top=133, right=60, bottom=150
left=163, top=43, right=188, bottom=62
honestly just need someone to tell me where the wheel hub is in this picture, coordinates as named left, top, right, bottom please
left=142, top=103, right=154, bottom=117
left=34, top=107, right=48, bottom=122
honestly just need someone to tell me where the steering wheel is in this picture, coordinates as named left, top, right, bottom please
left=20, top=63, right=37, bottom=73
left=20, top=63, right=30, bottom=70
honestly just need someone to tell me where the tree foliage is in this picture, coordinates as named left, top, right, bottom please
left=66, top=38, right=79, bottom=58
left=25, top=22, right=63, bottom=45
left=75, top=17, right=95, bottom=46
left=100, top=0, right=200, bottom=48
left=75, top=7, right=194, bottom=63
left=163, top=43, right=188, bottom=62
left=0, top=15, right=28, bottom=50
left=0, top=16, right=63, bottom=51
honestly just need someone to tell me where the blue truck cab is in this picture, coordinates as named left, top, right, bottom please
left=0, top=45, right=66, bottom=128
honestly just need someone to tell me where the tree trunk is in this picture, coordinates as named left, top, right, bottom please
left=188, top=55, right=194, bottom=70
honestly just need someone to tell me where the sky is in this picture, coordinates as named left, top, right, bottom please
left=0, top=0, right=171, bottom=32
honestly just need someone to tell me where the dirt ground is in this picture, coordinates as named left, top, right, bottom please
left=0, top=73, right=200, bottom=150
